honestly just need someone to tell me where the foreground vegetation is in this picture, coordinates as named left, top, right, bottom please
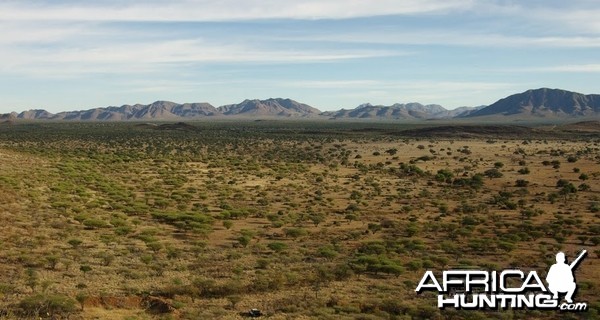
left=0, top=121, right=598, bottom=319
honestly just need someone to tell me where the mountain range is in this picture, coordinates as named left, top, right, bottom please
left=2, top=88, right=599, bottom=121
left=321, top=103, right=485, bottom=119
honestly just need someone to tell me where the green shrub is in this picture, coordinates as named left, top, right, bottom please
left=237, top=235, right=251, bottom=247
left=67, top=239, right=82, bottom=248
left=518, top=167, right=530, bottom=174
left=484, top=168, right=503, bottom=178
left=357, top=241, right=387, bottom=255
left=267, top=242, right=287, bottom=252
left=83, top=218, right=109, bottom=229
left=283, top=227, right=308, bottom=239
left=318, top=245, right=338, bottom=259
left=352, top=255, right=404, bottom=277
left=18, top=294, right=77, bottom=317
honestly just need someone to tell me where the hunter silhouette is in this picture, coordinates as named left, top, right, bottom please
left=546, top=251, right=586, bottom=303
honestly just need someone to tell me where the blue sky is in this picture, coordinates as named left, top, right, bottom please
left=0, top=0, right=599, bottom=113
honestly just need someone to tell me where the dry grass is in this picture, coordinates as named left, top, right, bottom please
left=0, top=122, right=598, bottom=319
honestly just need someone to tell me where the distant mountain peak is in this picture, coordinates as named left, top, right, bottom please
left=356, top=103, right=374, bottom=109
left=323, top=102, right=449, bottom=120
left=467, top=88, right=600, bottom=118
left=217, top=98, right=321, bottom=117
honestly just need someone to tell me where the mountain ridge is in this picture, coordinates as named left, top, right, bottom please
left=466, top=88, right=600, bottom=118
left=323, top=103, right=446, bottom=120
left=2, top=88, right=599, bottom=121
left=217, top=98, right=321, bottom=117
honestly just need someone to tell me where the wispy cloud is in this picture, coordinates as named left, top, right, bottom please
left=0, top=0, right=474, bottom=22
left=0, top=37, right=398, bottom=78
left=283, top=80, right=382, bottom=89
left=287, top=30, right=600, bottom=48
left=533, top=8, right=600, bottom=34
left=0, top=21, right=92, bottom=45
left=533, top=64, right=600, bottom=73
left=285, top=80, right=517, bottom=91
left=44, top=40, right=393, bottom=64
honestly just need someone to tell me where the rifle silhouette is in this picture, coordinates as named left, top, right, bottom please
left=569, top=250, right=587, bottom=270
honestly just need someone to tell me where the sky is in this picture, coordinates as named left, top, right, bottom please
left=0, top=0, right=599, bottom=113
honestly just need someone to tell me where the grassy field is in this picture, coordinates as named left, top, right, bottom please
left=0, top=121, right=598, bottom=319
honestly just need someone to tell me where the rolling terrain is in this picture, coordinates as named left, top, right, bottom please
left=0, top=121, right=598, bottom=319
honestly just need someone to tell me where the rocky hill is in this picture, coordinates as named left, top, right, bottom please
left=7, top=101, right=218, bottom=121
left=217, top=98, right=321, bottom=117
left=466, top=88, right=600, bottom=117
left=322, top=103, right=481, bottom=120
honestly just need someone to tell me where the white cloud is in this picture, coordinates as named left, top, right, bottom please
left=0, top=37, right=398, bottom=78
left=283, top=80, right=382, bottom=89
left=0, top=0, right=474, bottom=22
left=0, top=21, right=91, bottom=44
left=294, top=30, right=600, bottom=48
left=493, top=64, right=600, bottom=74
left=533, top=8, right=600, bottom=34
left=535, top=64, right=600, bottom=73
left=285, top=79, right=516, bottom=91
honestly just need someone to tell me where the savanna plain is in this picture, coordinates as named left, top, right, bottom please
left=0, top=121, right=598, bottom=320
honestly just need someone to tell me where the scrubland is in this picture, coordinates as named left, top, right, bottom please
left=0, top=121, right=598, bottom=319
